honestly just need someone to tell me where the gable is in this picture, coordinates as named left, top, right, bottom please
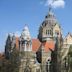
left=64, top=33, right=72, bottom=45
left=53, top=23, right=61, bottom=31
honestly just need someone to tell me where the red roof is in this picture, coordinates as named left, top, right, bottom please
left=42, top=41, right=55, bottom=52
left=0, top=54, right=5, bottom=60
left=16, top=37, right=19, bottom=50
left=32, top=39, right=55, bottom=52
left=32, top=39, right=41, bottom=52
left=15, top=38, right=55, bottom=52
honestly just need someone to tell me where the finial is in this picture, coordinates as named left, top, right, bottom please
left=49, top=4, right=52, bottom=12
left=13, top=33, right=15, bottom=36
left=23, top=24, right=28, bottom=31
left=12, top=33, right=16, bottom=40
left=25, top=24, right=28, bottom=27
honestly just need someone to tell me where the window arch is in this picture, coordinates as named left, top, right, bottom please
left=46, top=30, right=52, bottom=35
left=46, top=59, right=51, bottom=72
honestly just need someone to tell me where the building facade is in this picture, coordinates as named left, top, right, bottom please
left=5, top=8, right=72, bottom=72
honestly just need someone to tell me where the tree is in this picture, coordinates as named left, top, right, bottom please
left=68, top=45, right=72, bottom=72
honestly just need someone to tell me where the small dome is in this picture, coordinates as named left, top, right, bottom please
left=23, top=25, right=29, bottom=31
left=21, top=25, right=31, bottom=40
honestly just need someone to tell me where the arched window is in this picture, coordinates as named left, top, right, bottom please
left=46, top=59, right=51, bottom=72
left=48, top=30, right=50, bottom=35
left=46, top=30, right=52, bottom=35
left=46, top=30, right=48, bottom=35
left=50, top=30, right=52, bottom=35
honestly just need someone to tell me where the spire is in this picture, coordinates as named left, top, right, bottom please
left=49, top=4, right=52, bottom=12
left=12, top=33, right=16, bottom=40
left=19, top=24, right=32, bottom=52
left=7, top=33, right=12, bottom=42
left=12, top=33, right=16, bottom=45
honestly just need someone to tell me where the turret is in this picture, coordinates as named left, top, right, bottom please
left=38, top=8, right=57, bottom=42
left=5, top=33, right=12, bottom=59
left=19, top=25, right=32, bottom=52
left=38, top=7, right=62, bottom=43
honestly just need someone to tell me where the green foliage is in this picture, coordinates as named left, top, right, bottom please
left=68, top=45, right=72, bottom=57
left=0, top=50, right=20, bottom=72
left=68, top=45, right=72, bottom=72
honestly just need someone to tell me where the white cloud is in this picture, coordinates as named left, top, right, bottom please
left=45, top=0, right=65, bottom=8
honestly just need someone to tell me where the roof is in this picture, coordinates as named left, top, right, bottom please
left=41, top=10, right=57, bottom=28
left=15, top=38, right=55, bottom=52
left=32, top=39, right=55, bottom=52
left=16, top=36, right=19, bottom=50
left=42, top=41, right=55, bottom=52
left=0, top=54, right=5, bottom=60
left=32, top=39, right=41, bottom=52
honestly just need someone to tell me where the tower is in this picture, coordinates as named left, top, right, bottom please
left=38, top=8, right=55, bottom=42
left=38, top=7, right=62, bottom=42
left=19, top=25, right=40, bottom=72
left=19, top=25, right=32, bottom=72
left=5, top=33, right=16, bottom=59
left=37, top=6, right=62, bottom=72
left=5, top=34, right=12, bottom=59
left=19, top=25, right=32, bottom=52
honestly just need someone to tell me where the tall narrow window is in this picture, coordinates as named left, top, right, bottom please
left=50, top=30, right=52, bottom=35
left=48, top=30, right=50, bottom=35
left=46, top=30, right=48, bottom=35
left=46, top=30, right=52, bottom=35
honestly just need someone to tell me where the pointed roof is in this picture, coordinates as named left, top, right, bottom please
left=15, top=38, right=55, bottom=52
left=12, top=33, right=16, bottom=41
left=32, top=39, right=41, bottom=52
left=44, top=41, right=55, bottom=52
left=41, top=40, right=55, bottom=52
left=32, top=39, right=55, bottom=52
left=64, top=32, right=72, bottom=40
left=63, top=32, right=72, bottom=45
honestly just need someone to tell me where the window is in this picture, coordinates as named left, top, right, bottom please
left=46, top=30, right=48, bottom=35
left=55, top=31, right=59, bottom=36
left=48, top=30, right=50, bottom=35
left=46, top=59, right=51, bottom=72
left=50, top=30, right=52, bottom=35
left=57, top=32, right=59, bottom=35
left=46, top=30, right=52, bottom=35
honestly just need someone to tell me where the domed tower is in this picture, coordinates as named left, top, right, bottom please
left=19, top=25, right=40, bottom=72
left=37, top=7, right=62, bottom=72
left=38, top=8, right=62, bottom=42
left=19, top=25, right=32, bottom=52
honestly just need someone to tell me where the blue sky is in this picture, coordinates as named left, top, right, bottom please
left=0, top=0, right=72, bottom=53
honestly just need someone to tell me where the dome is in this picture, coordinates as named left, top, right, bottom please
left=42, top=10, right=57, bottom=28
left=21, top=25, right=31, bottom=40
